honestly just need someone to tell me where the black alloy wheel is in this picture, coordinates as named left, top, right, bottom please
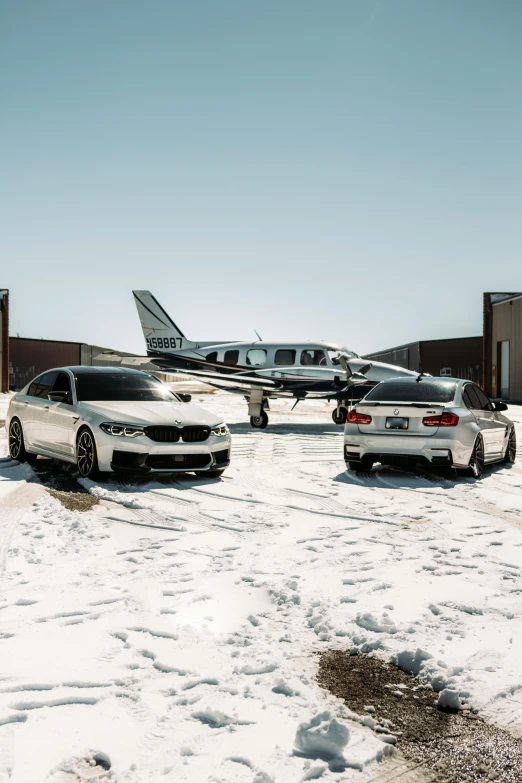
left=9, top=418, right=24, bottom=460
left=332, top=407, right=348, bottom=425
left=8, top=418, right=37, bottom=463
left=503, top=427, right=517, bottom=464
left=250, top=410, right=268, bottom=429
left=466, top=434, right=485, bottom=478
left=76, top=428, right=99, bottom=479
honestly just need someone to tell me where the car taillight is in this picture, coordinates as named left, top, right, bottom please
left=422, top=413, right=459, bottom=427
left=347, top=409, right=372, bottom=424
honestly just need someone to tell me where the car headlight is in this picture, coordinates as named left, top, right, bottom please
left=210, top=423, right=229, bottom=437
left=100, top=422, right=145, bottom=437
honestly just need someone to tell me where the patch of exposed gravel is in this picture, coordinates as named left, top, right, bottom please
left=318, top=650, right=522, bottom=783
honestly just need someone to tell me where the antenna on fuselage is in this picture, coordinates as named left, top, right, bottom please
left=254, top=329, right=262, bottom=341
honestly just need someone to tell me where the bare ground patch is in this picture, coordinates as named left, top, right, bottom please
left=318, top=650, right=522, bottom=783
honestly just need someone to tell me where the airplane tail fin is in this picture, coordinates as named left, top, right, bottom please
left=132, top=290, right=196, bottom=352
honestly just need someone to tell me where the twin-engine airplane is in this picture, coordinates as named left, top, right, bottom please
left=132, top=290, right=416, bottom=428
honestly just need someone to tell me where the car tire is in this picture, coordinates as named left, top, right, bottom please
left=8, top=418, right=38, bottom=464
left=464, top=433, right=485, bottom=478
left=198, top=468, right=225, bottom=478
left=76, top=427, right=101, bottom=480
left=250, top=411, right=268, bottom=429
left=332, top=407, right=348, bottom=425
left=503, top=427, right=516, bottom=464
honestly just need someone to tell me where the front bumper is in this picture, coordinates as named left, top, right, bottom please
left=95, top=430, right=232, bottom=473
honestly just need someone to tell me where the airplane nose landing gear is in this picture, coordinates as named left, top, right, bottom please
left=250, top=411, right=268, bottom=429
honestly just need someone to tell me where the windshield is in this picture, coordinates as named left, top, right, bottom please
left=76, top=373, right=179, bottom=402
left=364, top=380, right=458, bottom=403
left=327, top=346, right=359, bottom=361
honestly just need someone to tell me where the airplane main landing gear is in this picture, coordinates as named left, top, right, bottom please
left=332, top=406, right=348, bottom=425
left=247, top=388, right=269, bottom=429
left=250, top=411, right=268, bottom=429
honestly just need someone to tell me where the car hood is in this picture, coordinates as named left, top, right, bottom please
left=79, top=400, right=223, bottom=427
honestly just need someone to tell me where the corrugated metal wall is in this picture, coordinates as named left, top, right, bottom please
left=491, top=296, right=522, bottom=401
left=9, top=338, right=81, bottom=390
left=364, top=342, right=421, bottom=371
left=9, top=338, right=172, bottom=390
left=420, top=337, right=482, bottom=383
left=0, top=290, right=8, bottom=393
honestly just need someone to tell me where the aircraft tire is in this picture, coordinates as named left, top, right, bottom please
left=250, top=411, right=268, bottom=429
left=332, top=407, right=348, bottom=425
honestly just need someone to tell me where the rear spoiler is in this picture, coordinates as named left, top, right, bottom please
left=360, top=402, right=445, bottom=407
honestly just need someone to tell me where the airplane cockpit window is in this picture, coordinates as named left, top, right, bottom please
left=327, top=347, right=359, bottom=363
left=275, top=349, right=296, bottom=366
left=206, top=352, right=218, bottom=363
left=224, top=350, right=239, bottom=366
left=246, top=349, right=267, bottom=367
left=300, top=349, right=326, bottom=366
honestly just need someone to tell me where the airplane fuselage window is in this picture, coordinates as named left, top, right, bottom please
left=246, top=349, right=267, bottom=367
left=206, top=352, right=218, bottom=363
left=301, top=349, right=326, bottom=366
left=275, top=349, right=296, bottom=366
left=224, top=350, right=240, bottom=366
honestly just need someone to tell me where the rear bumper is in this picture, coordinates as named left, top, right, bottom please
left=345, top=446, right=453, bottom=468
left=344, top=433, right=471, bottom=469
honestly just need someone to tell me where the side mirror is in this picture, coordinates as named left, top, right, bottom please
left=493, top=400, right=508, bottom=412
left=178, top=393, right=192, bottom=403
left=48, top=391, right=70, bottom=404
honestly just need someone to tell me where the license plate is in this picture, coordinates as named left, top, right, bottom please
left=386, top=417, right=409, bottom=430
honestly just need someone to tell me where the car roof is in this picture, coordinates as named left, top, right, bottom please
left=377, top=376, right=465, bottom=385
left=45, top=366, right=149, bottom=376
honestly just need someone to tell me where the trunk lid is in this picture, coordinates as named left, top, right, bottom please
left=355, top=402, right=445, bottom=437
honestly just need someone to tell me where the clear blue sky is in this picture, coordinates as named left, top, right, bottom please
left=1, top=0, right=521, bottom=355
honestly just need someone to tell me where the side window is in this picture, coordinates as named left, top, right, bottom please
left=473, top=385, right=493, bottom=411
left=462, top=387, right=475, bottom=409
left=275, top=349, right=296, bottom=366
left=27, top=378, right=42, bottom=397
left=465, top=385, right=482, bottom=410
left=35, top=372, right=58, bottom=399
left=53, top=372, right=72, bottom=402
left=301, top=349, right=326, bottom=366
left=205, top=352, right=218, bottom=363
left=224, top=350, right=239, bottom=366
left=246, top=349, right=267, bottom=367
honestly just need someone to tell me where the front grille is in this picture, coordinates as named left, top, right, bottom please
left=145, top=426, right=180, bottom=442
left=145, top=453, right=211, bottom=470
left=214, top=448, right=230, bottom=465
left=181, top=426, right=210, bottom=443
left=145, top=426, right=210, bottom=443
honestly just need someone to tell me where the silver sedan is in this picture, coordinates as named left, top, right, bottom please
left=6, top=366, right=231, bottom=479
left=344, top=376, right=516, bottom=477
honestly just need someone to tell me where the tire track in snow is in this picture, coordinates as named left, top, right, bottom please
left=0, top=483, right=44, bottom=579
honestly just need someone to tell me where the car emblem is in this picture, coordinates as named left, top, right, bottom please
left=175, top=420, right=182, bottom=426
left=394, top=409, right=399, bottom=415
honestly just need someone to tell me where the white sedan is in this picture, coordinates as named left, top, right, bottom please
left=6, top=366, right=231, bottom=479
left=344, top=376, right=516, bottom=478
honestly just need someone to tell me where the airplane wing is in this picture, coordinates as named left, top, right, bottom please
left=162, top=367, right=283, bottom=390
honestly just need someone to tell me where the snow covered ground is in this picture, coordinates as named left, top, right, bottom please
left=1, top=391, right=522, bottom=782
